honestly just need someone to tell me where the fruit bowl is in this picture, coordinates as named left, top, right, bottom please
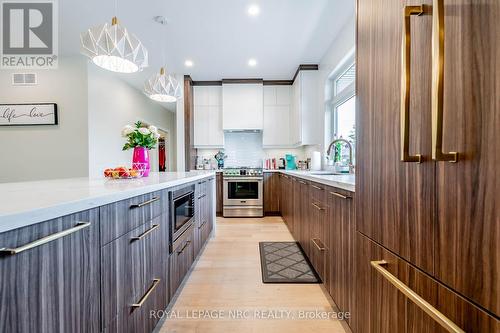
left=103, top=163, right=148, bottom=179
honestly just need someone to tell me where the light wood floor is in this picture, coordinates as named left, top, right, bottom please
left=159, top=217, right=350, bottom=333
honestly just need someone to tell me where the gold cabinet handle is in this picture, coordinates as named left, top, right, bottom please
left=177, top=240, right=191, bottom=255
left=198, top=221, right=207, bottom=230
left=431, top=0, right=457, bottom=162
left=311, top=184, right=323, bottom=190
left=330, top=191, right=351, bottom=200
left=311, top=238, right=325, bottom=251
left=298, top=180, right=307, bottom=185
left=131, top=278, right=161, bottom=309
left=130, top=224, right=159, bottom=242
left=129, top=196, right=160, bottom=209
left=311, top=202, right=324, bottom=211
left=401, top=5, right=429, bottom=163
left=371, top=260, right=464, bottom=333
left=0, top=222, right=91, bottom=255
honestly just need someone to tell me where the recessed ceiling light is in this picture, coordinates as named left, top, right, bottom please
left=184, top=60, right=193, bottom=67
left=248, top=58, right=257, bottom=67
left=247, top=4, right=260, bottom=16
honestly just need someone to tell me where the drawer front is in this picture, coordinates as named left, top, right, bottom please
left=355, top=233, right=499, bottom=333
left=101, top=215, right=168, bottom=332
left=309, top=201, right=327, bottom=281
left=100, top=190, right=167, bottom=245
left=309, top=181, right=327, bottom=205
left=102, top=274, right=167, bottom=333
left=0, top=209, right=100, bottom=333
left=169, top=224, right=195, bottom=298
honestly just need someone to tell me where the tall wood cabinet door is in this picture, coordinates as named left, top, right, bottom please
left=264, top=172, right=280, bottom=214
left=434, top=0, right=499, bottom=316
left=327, top=189, right=355, bottom=326
left=292, top=178, right=302, bottom=241
left=354, top=233, right=409, bottom=333
left=0, top=209, right=100, bottom=333
left=356, top=0, right=435, bottom=273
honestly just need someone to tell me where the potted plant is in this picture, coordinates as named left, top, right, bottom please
left=122, top=121, right=160, bottom=177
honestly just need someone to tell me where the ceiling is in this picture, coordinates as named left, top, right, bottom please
left=61, top=0, right=354, bottom=98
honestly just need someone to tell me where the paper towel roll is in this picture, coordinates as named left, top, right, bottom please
left=311, top=151, right=322, bottom=171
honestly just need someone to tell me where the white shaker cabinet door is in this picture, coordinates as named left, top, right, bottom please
left=263, top=105, right=291, bottom=147
left=222, top=83, right=263, bottom=130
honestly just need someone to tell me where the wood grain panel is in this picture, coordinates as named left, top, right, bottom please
left=169, top=224, right=195, bottom=299
left=0, top=209, right=100, bottom=333
left=356, top=0, right=435, bottom=273
left=263, top=172, right=281, bottom=215
left=101, top=215, right=169, bottom=332
left=215, top=173, right=223, bottom=216
left=99, top=190, right=167, bottom=245
left=184, top=75, right=197, bottom=171
left=435, top=0, right=499, bottom=315
left=354, top=232, right=408, bottom=333
left=327, top=188, right=355, bottom=327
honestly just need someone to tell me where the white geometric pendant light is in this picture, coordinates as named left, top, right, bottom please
left=144, top=67, right=181, bottom=102
left=81, top=17, right=148, bottom=73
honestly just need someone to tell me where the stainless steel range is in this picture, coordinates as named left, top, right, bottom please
left=223, top=167, right=263, bottom=217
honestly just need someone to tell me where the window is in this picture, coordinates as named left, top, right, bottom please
left=326, top=60, right=356, bottom=164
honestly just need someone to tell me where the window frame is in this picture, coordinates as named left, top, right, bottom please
left=331, top=62, right=356, bottom=141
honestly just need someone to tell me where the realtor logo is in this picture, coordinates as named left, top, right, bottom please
left=1, top=0, right=58, bottom=69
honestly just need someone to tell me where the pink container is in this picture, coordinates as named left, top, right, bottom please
left=132, top=147, right=150, bottom=177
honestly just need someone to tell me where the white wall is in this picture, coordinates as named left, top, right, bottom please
left=0, top=57, right=89, bottom=183
left=87, top=66, right=176, bottom=178
left=305, top=12, right=356, bottom=165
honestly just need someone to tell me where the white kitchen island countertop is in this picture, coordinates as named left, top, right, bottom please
left=0, top=171, right=215, bottom=233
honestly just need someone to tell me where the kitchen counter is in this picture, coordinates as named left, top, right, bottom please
left=279, top=170, right=355, bottom=192
left=211, top=168, right=354, bottom=192
left=0, top=171, right=215, bottom=233
left=281, top=170, right=355, bottom=192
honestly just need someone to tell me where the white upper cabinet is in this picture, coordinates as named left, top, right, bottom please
left=290, top=70, right=321, bottom=146
left=193, top=86, right=224, bottom=148
left=263, top=85, right=291, bottom=147
left=222, top=83, right=263, bottom=130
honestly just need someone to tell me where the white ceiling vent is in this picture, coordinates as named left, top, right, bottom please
left=12, top=73, right=37, bottom=86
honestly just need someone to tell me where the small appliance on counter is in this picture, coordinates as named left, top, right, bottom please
left=279, top=158, right=286, bottom=169
left=310, top=151, right=322, bottom=171
left=285, top=154, right=297, bottom=170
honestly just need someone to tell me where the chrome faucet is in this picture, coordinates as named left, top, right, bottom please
left=326, top=138, right=354, bottom=174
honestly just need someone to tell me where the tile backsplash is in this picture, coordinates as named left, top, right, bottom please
left=224, top=132, right=264, bottom=167
left=196, top=132, right=310, bottom=169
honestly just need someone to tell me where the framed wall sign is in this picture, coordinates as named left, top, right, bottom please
left=0, top=103, right=58, bottom=126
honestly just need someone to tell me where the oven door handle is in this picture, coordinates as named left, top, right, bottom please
left=223, top=178, right=263, bottom=182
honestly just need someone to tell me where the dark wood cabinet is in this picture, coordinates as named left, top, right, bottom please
left=0, top=209, right=100, bottom=333
left=327, top=188, right=354, bottom=325
left=356, top=0, right=499, bottom=323
left=169, top=223, right=195, bottom=299
left=0, top=177, right=215, bottom=333
left=100, top=190, right=167, bottom=246
left=355, top=232, right=499, bottom=333
left=308, top=182, right=328, bottom=281
left=356, top=0, right=435, bottom=274
left=433, top=0, right=499, bottom=315
left=280, top=174, right=293, bottom=233
left=263, top=172, right=280, bottom=215
left=101, top=214, right=169, bottom=333
left=298, top=179, right=311, bottom=257
left=215, top=172, right=223, bottom=216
